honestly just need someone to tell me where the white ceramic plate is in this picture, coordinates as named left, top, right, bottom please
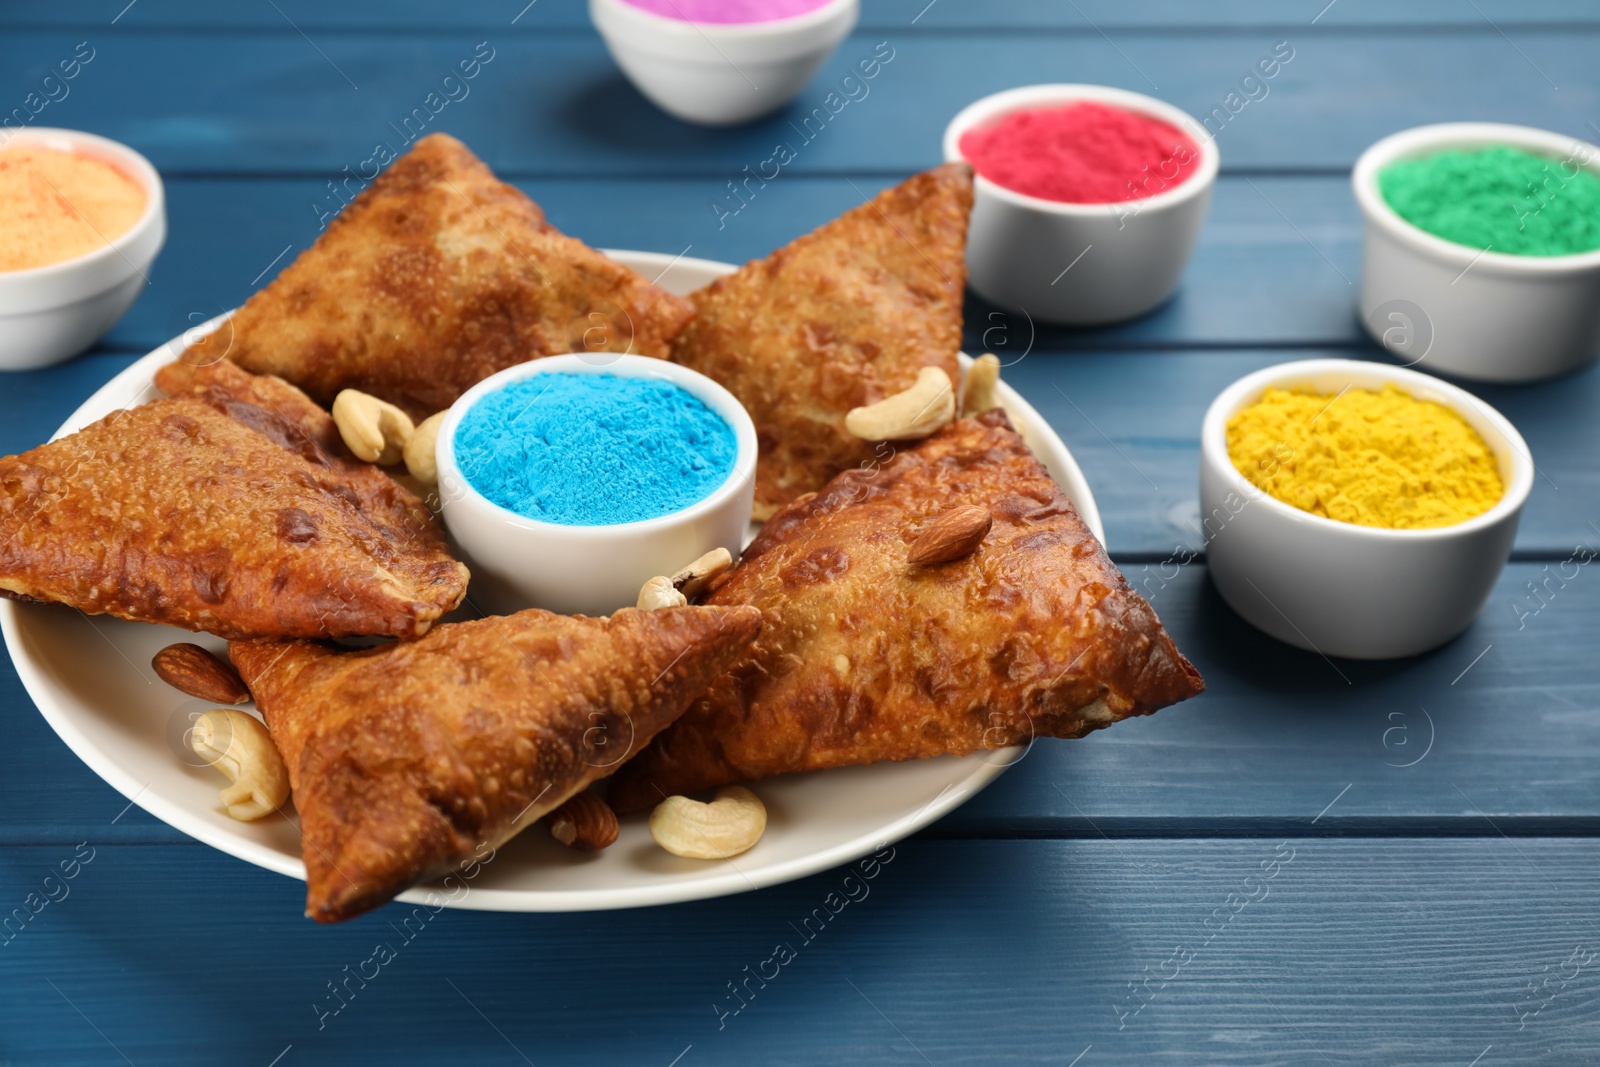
left=0, top=250, right=1103, bottom=912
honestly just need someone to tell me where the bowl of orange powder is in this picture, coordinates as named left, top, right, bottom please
left=1199, top=359, right=1533, bottom=660
left=943, top=84, right=1218, bottom=325
left=0, top=127, right=165, bottom=369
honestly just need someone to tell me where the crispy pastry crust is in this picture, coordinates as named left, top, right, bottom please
left=671, top=163, right=973, bottom=518
left=0, top=360, right=466, bottom=639
left=192, top=133, right=695, bottom=419
left=608, top=410, right=1203, bottom=812
left=231, top=605, right=762, bottom=922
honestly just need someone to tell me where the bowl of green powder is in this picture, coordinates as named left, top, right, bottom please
left=1353, top=122, right=1600, bottom=382
left=435, top=354, right=756, bottom=617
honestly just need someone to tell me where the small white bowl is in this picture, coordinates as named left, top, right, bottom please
left=942, top=84, right=1218, bottom=326
left=1200, top=359, right=1533, bottom=660
left=1354, top=123, right=1600, bottom=382
left=435, top=354, right=757, bottom=618
left=0, top=127, right=166, bottom=370
left=589, top=0, right=858, bottom=126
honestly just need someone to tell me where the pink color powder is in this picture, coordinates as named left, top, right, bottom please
left=620, top=0, right=834, bottom=23
left=958, top=101, right=1202, bottom=204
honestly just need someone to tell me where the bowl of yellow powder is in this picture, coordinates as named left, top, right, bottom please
left=0, top=127, right=166, bottom=369
left=1200, top=359, right=1532, bottom=660
left=1354, top=123, right=1600, bottom=383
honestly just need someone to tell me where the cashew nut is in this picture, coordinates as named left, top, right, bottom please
left=332, top=389, right=414, bottom=465
left=404, top=411, right=445, bottom=485
left=844, top=367, right=955, bottom=441
left=649, top=785, right=767, bottom=859
left=670, top=547, right=732, bottom=600
left=189, top=709, right=290, bottom=822
left=962, top=353, right=1002, bottom=416
left=637, top=575, right=687, bottom=610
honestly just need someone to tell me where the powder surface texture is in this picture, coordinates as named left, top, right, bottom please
left=455, top=373, right=737, bottom=526
left=0, top=145, right=146, bottom=271
left=618, top=0, right=833, bottom=23
left=1378, top=144, right=1600, bottom=257
left=957, top=101, right=1201, bottom=204
left=1226, top=385, right=1504, bottom=530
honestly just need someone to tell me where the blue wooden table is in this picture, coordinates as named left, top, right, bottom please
left=4, top=2, right=1600, bottom=1063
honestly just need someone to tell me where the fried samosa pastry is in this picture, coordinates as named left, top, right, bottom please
left=608, top=410, right=1203, bottom=812
left=672, top=163, right=973, bottom=519
left=231, top=604, right=762, bottom=922
left=0, top=360, right=466, bottom=640
left=190, top=133, right=694, bottom=419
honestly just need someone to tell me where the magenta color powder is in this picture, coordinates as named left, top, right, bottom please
left=619, top=0, right=833, bottom=22
left=958, top=101, right=1202, bottom=204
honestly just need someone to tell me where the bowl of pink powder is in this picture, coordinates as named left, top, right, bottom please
left=943, top=84, right=1219, bottom=326
left=590, top=0, right=857, bottom=126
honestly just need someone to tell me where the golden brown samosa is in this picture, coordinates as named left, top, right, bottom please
left=672, top=163, right=974, bottom=519
left=192, top=133, right=694, bottom=419
left=0, top=360, right=466, bottom=640
left=607, top=410, right=1202, bottom=813
left=231, top=604, right=762, bottom=922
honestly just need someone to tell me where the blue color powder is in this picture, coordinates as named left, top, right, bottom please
left=454, top=372, right=738, bottom=526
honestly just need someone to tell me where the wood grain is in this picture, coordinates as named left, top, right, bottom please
left=6, top=561, right=1599, bottom=846
left=0, top=29, right=1594, bottom=175
left=0, top=839, right=1595, bottom=1064
left=1, top=5, right=1597, bottom=1063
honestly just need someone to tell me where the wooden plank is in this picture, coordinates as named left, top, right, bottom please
left=4, top=560, right=1598, bottom=846
left=8, top=361, right=1594, bottom=566
left=99, top=175, right=1367, bottom=355
left=1001, top=349, right=1600, bottom=561
left=0, top=30, right=1592, bottom=175
left=0, top=838, right=1595, bottom=1064
left=944, top=559, right=1600, bottom=837
left=29, top=179, right=1585, bottom=556
left=49, top=172, right=1595, bottom=557
left=11, top=0, right=1599, bottom=32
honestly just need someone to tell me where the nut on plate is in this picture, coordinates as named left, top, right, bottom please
left=404, top=410, right=446, bottom=485
left=650, top=785, right=767, bottom=859
left=907, top=504, right=992, bottom=566
left=151, top=643, right=250, bottom=704
left=962, top=353, right=1002, bottom=416
left=332, top=388, right=414, bottom=465
left=670, top=547, right=733, bottom=601
left=844, top=366, right=956, bottom=441
left=637, top=575, right=688, bottom=610
left=548, top=791, right=619, bottom=852
left=188, top=709, right=290, bottom=822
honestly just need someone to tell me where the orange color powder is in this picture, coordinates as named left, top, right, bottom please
left=958, top=101, right=1201, bottom=204
left=0, top=145, right=146, bottom=271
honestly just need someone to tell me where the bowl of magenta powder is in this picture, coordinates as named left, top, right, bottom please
left=943, top=84, right=1219, bottom=326
left=590, top=0, right=858, bottom=126
left=1354, top=123, right=1600, bottom=382
left=435, top=354, right=756, bottom=617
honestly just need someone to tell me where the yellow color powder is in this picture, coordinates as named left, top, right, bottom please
left=1226, top=385, right=1503, bottom=529
left=0, top=145, right=146, bottom=271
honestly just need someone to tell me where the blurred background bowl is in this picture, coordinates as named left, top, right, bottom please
left=590, top=0, right=858, bottom=126
left=943, top=83, right=1218, bottom=326
left=1199, top=358, right=1532, bottom=660
left=1353, top=122, right=1600, bottom=382
left=0, top=127, right=164, bottom=370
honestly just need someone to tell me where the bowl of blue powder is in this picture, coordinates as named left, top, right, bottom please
left=436, top=354, right=756, bottom=616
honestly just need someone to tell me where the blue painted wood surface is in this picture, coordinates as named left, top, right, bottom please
left=2, top=3, right=1598, bottom=1063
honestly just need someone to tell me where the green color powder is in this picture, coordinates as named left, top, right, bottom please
left=1378, top=144, right=1600, bottom=256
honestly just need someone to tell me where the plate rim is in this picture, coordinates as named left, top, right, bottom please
left=1, top=247, right=1103, bottom=912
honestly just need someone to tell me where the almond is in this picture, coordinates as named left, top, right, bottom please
left=152, top=643, right=251, bottom=704
left=548, top=791, right=619, bottom=852
left=906, top=504, right=992, bottom=566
